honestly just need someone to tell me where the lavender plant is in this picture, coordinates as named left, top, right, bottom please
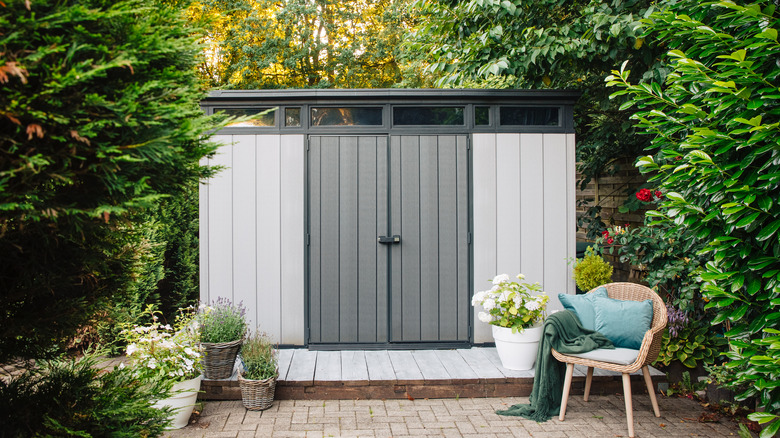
left=197, top=298, right=247, bottom=344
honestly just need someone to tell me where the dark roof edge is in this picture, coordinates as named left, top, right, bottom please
left=202, top=88, right=581, bottom=103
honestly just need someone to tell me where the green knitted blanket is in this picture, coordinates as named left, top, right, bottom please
left=496, top=309, right=614, bottom=422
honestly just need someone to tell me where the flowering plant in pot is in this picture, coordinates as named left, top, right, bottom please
left=197, top=298, right=247, bottom=379
left=472, top=274, right=549, bottom=370
left=122, top=305, right=202, bottom=429
left=238, top=331, right=278, bottom=411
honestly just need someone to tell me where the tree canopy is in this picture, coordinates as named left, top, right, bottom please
left=192, top=0, right=414, bottom=88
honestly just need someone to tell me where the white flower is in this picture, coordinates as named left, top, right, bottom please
left=483, top=298, right=496, bottom=310
left=471, top=291, right=487, bottom=306
left=126, top=343, right=138, bottom=356
left=516, top=273, right=525, bottom=280
left=524, top=299, right=541, bottom=311
left=499, top=290, right=512, bottom=304
left=478, top=312, right=492, bottom=323
left=147, top=359, right=157, bottom=369
left=492, top=274, right=510, bottom=285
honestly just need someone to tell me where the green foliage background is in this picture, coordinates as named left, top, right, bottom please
left=608, top=0, right=780, bottom=426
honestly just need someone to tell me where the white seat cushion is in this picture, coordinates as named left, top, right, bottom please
left=567, top=348, right=639, bottom=365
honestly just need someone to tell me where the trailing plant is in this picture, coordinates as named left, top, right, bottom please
left=606, top=0, right=780, bottom=429
left=198, top=298, right=248, bottom=344
left=572, top=247, right=614, bottom=292
left=241, top=331, right=278, bottom=381
left=471, top=274, right=549, bottom=333
left=0, top=352, right=172, bottom=437
left=122, top=305, right=202, bottom=386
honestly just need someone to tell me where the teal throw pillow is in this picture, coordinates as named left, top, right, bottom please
left=592, top=296, right=654, bottom=349
left=558, top=286, right=609, bottom=331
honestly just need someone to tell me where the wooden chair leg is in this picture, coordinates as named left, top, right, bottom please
left=584, top=367, right=594, bottom=402
left=559, top=363, right=574, bottom=421
left=642, top=365, right=661, bottom=417
left=622, top=373, right=634, bottom=438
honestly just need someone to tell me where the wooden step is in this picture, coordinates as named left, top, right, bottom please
left=200, top=347, right=666, bottom=401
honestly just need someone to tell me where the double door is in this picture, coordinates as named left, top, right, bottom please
left=307, top=135, right=470, bottom=346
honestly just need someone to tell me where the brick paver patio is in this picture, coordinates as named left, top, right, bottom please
left=164, top=394, right=742, bottom=437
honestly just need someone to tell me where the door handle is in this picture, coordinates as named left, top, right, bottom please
left=377, top=235, right=401, bottom=244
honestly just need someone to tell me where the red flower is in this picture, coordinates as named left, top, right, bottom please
left=636, top=188, right=653, bottom=202
left=655, top=190, right=663, bottom=199
left=602, top=230, right=610, bottom=237
left=607, top=237, right=614, bottom=244
left=624, top=223, right=630, bottom=228
left=675, top=156, right=682, bottom=161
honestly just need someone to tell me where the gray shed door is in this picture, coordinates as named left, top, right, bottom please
left=308, top=135, right=470, bottom=345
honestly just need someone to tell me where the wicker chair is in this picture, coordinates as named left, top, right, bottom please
left=552, top=282, right=667, bottom=438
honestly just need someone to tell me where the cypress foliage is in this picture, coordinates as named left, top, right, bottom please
left=0, top=0, right=223, bottom=361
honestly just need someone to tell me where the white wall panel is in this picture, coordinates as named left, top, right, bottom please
left=495, top=134, right=521, bottom=276
left=542, top=134, right=569, bottom=311
left=472, top=134, right=497, bottom=343
left=280, top=135, right=305, bottom=345
left=201, top=134, right=305, bottom=346
left=256, top=135, right=282, bottom=341
left=520, top=134, right=545, bottom=288
left=232, top=135, right=257, bottom=331
left=207, top=136, right=233, bottom=306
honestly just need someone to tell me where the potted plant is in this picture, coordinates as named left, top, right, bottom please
left=123, top=305, right=202, bottom=429
left=472, top=273, right=549, bottom=370
left=238, top=331, right=278, bottom=411
left=197, top=298, right=248, bottom=379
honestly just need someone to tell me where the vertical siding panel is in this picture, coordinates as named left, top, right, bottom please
left=520, top=134, right=545, bottom=287
left=375, top=137, right=389, bottom=342
left=389, top=136, right=403, bottom=341
left=280, top=134, right=305, bottom=344
left=208, top=136, right=233, bottom=305
left=400, top=135, right=421, bottom=342
left=542, top=134, right=568, bottom=310
left=358, top=137, right=378, bottom=342
left=308, top=137, right=321, bottom=343
left=566, top=133, right=577, bottom=295
left=472, top=133, right=497, bottom=344
left=456, top=135, right=469, bottom=341
left=256, top=135, right=282, bottom=342
left=419, top=135, right=440, bottom=341
left=319, top=136, right=341, bottom=343
left=232, top=135, right=257, bottom=332
left=339, top=137, right=359, bottom=343
left=437, top=136, right=458, bottom=341
left=495, top=134, right=521, bottom=276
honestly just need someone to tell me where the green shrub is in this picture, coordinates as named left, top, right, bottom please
left=241, top=332, right=278, bottom=381
left=608, top=0, right=780, bottom=430
left=0, top=0, right=225, bottom=361
left=198, top=298, right=248, bottom=344
left=0, top=353, right=172, bottom=437
left=572, top=247, right=614, bottom=292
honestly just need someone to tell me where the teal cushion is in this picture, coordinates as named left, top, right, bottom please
left=558, top=287, right=609, bottom=331
left=592, top=296, right=654, bottom=349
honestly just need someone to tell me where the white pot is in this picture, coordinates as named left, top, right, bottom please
left=492, top=324, right=543, bottom=371
left=155, top=374, right=202, bottom=429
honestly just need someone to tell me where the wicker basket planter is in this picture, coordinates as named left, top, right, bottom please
left=201, top=339, right=243, bottom=379
left=238, top=373, right=277, bottom=411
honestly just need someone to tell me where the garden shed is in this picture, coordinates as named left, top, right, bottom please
left=199, top=89, right=578, bottom=348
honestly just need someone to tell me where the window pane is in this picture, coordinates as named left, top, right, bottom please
left=285, top=107, right=301, bottom=127
left=215, top=108, right=276, bottom=127
left=310, top=107, right=383, bottom=126
left=393, top=107, right=464, bottom=126
left=500, top=107, right=559, bottom=126
left=475, top=106, right=490, bottom=126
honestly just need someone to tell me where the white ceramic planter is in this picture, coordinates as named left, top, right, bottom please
left=492, top=324, right=543, bottom=371
left=155, top=374, right=202, bottom=429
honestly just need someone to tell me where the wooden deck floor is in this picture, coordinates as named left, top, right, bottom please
left=201, top=347, right=665, bottom=401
